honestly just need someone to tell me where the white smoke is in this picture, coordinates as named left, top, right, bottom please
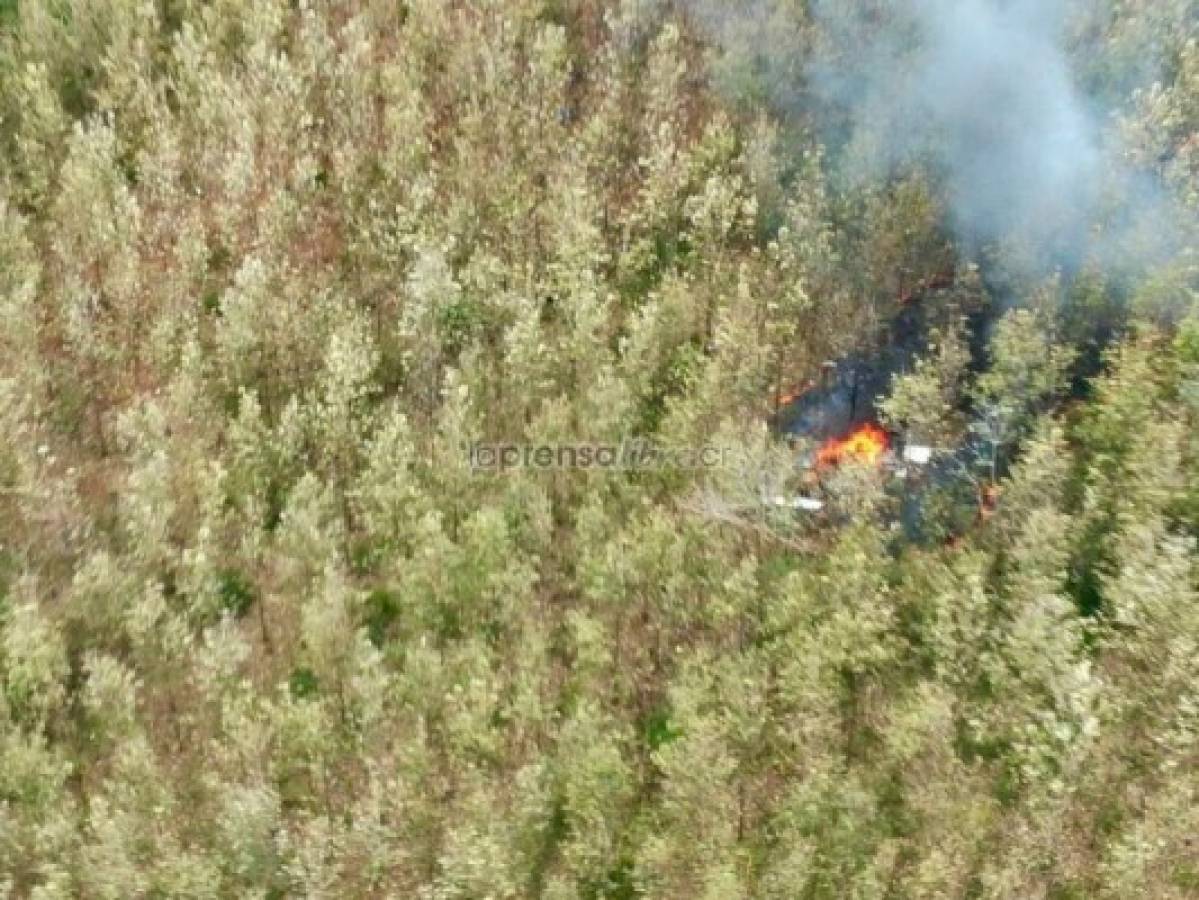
left=690, top=0, right=1195, bottom=275
left=814, top=0, right=1113, bottom=259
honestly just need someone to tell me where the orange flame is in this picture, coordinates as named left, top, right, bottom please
left=774, top=379, right=816, bottom=410
left=815, top=422, right=889, bottom=468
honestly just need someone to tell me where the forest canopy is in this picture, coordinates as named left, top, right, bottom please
left=0, top=0, right=1197, bottom=897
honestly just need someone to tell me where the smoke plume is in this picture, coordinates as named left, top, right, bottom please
left=690, top=0, right=1195, bottom=275
left=835, top=1, right=1100, bottom=246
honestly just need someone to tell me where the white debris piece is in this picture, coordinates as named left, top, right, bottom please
left=763, top=494, right=825, bottom=513
left=903, top=444, right=934, bottom=465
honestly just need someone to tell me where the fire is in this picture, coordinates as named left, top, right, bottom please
left=815, top=422, right=889, bottom=468
left=774, top=379, right=816, bottom=410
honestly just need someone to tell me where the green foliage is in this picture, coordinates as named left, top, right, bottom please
left=642, top=706, right=682, bottom=751
left=1175, top=312, right=1199, bottom=364
left=288, top=666, right=319, bottom=699
left=0, top=0, right=1194, bottom=896
left=361, top=587, right=401, bottom=649
left=636, top=339, right=705, bottom=433
left=437, top=297, right=485, bottom=357
left=216, top=569, right=256, bottom=619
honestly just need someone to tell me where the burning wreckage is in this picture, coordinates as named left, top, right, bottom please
left=697, top=280, right=1004, bottom=546
left=763, top=282, right=997, bottom=529
left=769, top=381, right=935, bottom=517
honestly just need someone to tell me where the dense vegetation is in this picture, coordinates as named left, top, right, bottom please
left=0, top=1, right=1197, bottom=897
